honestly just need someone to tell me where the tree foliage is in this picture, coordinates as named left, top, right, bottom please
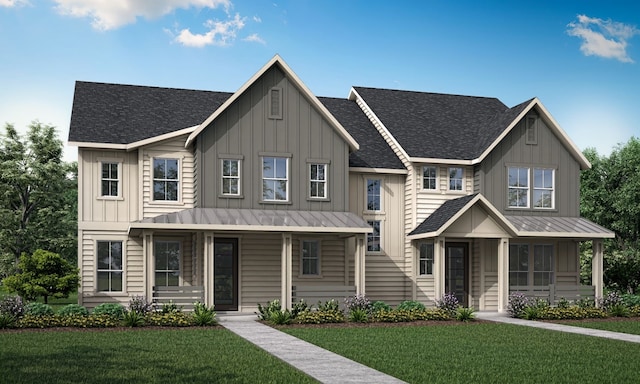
left=0, top=122, right=77, bottom=278
left=2, top=249, right=79, bottom=303
left=580, top=138, right=640, bottom=293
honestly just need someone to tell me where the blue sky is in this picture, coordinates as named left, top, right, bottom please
left=1, top=0, right=638, bottom=162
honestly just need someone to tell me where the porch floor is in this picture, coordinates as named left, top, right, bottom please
left=218, top=315, right=406, bottom=384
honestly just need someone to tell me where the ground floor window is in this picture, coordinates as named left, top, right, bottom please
left=301, top=240, right=320, bottom=276
left=97, top=241, right=123, bottom=292
left=509, top=243, right=554, bottom=287
left=419, top=242, right=434, bottom=275
left=155, top=240, right=181, bottom=286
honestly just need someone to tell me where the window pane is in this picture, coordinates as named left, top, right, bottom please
left=153, top=181, right=165, bottom=200
left=97, top=272, right=110, bottom=291
left=101, top=163, right=110, bottom=179
left=167, top=272, right=180, bottom=286
left=111, top=242, right=122, bottom=269
left=263, top=158, right=274, bottom=178
left=275, top=158, right=287, bottom=179
left=155, top=272, right=166, bottom=286
left=166, top=181, right=178, bottom=201
left=317, top=164, right=325, bottom=180
left=166, top=159, right=178, bottom=180
left=153, top=159, right=165, bottom=179
left=275, top=180, right=287, bottom=200
left=155, top=249, right=167, bottom=270
left=97, top=242, right=109, bottom=269
left=110, top=164, right=118, bottom=180
left=263, top=180, right=274, bottom=200
left=111, top=272, right=122, bottom=291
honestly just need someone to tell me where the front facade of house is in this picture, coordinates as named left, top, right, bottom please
left=69, top=55, right=613, bottom=313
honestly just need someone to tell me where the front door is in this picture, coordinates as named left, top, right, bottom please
left=445, top=242, right=468, bottom=307
left=214, top=238, right=238, bottom=311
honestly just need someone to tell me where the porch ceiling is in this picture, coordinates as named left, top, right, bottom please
left=129, top=208, right=373, bottom=234
left=506, top=216, right=615, bottom=239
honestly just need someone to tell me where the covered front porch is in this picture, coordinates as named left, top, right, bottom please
left=130, top=208, right=372, bottom=312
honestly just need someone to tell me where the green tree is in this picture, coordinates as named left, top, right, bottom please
left=2, top=249, right=79, bottom=303
left=0, top=122, right=77, bottom=278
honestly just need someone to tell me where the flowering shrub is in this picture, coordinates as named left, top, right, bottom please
left=371, top=308, right=450, bottom=323
left=290, top=300, right=310, bottom=319
left=344, top=294, right=372, bottom=314
left=535, top=307, right=607, bottom=320
left=316, top=299, right=340, bottom=312
left=507, top=292, right=529, bottom=318
left=397, top=300, right=425, bottom=311
left=435, top=293, right=459, bottom=318
left=599, top=291, right=623, bottom=312
left=0, top=295, right=24, bottom=317
left=630, top=305, right=640, bottom=317
left=296, top=309, right=344, bottom=324
left=160, top=301, right=183, bottom=314
left=16, top=314, right=121, bottom=328
left=146, top=312, right=192, bottom=327
left=58, top=304, right=89, bottom=317
left=25, top=302, right=54, bottom=316
left=129, top=295, right=155, bottom=315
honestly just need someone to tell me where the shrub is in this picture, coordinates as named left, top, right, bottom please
left=523, top=306, right=540, bottom=320
left=536, top=307, right=607, bottom=320
left=146, top=312, right=192, bottom=327
left=92, top=303, right=125, bottom=318
left=58, top=304, right=89, bottom=317
left=370, top=308, right=450, bottom=323
left=630, top=305, right=640, bottom=317
left=556, top=297, right=571, bottom=309
left=0, top=313, right=17, bottom=329
left=576, top=297, right=595, bottom=308
left=256, top=299, right=282, bottom=320
left=599, top=291, right=623, bottom=312
left=371, top=301, right=391, bottom=313
left=456, top=307, right=475, bottom=322
left=344, top=294, right=372, bottom=314
left=160, top=301, right=182, bottom=314
left=435, top=293, right=459, bottom=318
left=397, top=300, right=425, bottom=311
left=316, top=299, right=340, bottom=312
left=296, top=310, right=344, bottom=324
left=348, top=308, right=369, bottom=323
left=16, top=314, right=122, bottom=329
left=192, top=302, right=217, bottom=326
left=607, top=304, right=630, bottom=318
left=507, top=292, right=529, bottom=318
left=129, top=295, right=155, bottom=315
left=291, top=300, right=310, bottom=319
left=122, top=310, right=145, bottom=327
left=268, top=309, right=292, bottom=325
left=0, top=295, right=24, bottom=317
left=621, top=294, right=640, bottom=308
left=25, top=302, right=54, bottom=316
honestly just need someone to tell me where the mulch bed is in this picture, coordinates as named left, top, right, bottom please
left=0, top=325, right=222, bottom=334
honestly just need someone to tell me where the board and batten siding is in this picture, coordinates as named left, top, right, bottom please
left=478, top=112, right=581, bottom=216
left=78, top=149, right=139, bottom=223
left=196, top=65, right=350, bottom=211
left=141, top=135, right=195, bottom=219
left=349, top=172, right=407, bottom=304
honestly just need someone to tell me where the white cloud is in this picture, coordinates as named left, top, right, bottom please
left=567, top=14, right=639, bottom=63
left=243, top=33, right=265, bottom=44
left=253, top=15, right=261, bottom=23
left=53, top=0, right=232, bottom=30
left=173, top=13, right=245, bottom=47
left=0, top=0, right=29, bottom=7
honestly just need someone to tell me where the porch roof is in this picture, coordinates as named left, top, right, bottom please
left=506, top=216, right=615, bottom=239
left=129, top=208, right=373, bottom=234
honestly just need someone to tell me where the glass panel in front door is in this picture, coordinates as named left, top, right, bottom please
left=446, top=245, right=467, bottom=306
left=214, top=242, right=235, bottom=308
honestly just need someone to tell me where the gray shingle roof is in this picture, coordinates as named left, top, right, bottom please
left=68, top=81, right=231, bottom=144
left=409, top=193, right=478, bottom=236
left=353, top=87, right=531, bottom=160
left=319, top=97, right=405, bottom=170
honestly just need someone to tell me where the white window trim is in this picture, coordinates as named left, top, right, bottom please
left=94, top=237, right=127, bottom=296
left=533, top=168, right=555, bottom=209
left=221, top=158, right=242, bottom=197
left=151, top=156, right=182, bottom=203
left=299, top=239, right=322, bottom=278
left=507, top=166, right=556, bottom=210
left=417, top=241, right=435, bottom=277
left=422, top=165, right=439, bottom=191
left=507, top=166, right=530, bottom=209
left=261, top=156, right=290, bottom=203
left=448, top=167, right=464, bottom=192
left=366, top=219, right=383, bottom=254
left=308, top=162, right=329, bottom=201
left=154, top=239, right=183, bottom=287
left=364, top=177, right=384, bottom=213
left=96, top=157, right=123, bottom=200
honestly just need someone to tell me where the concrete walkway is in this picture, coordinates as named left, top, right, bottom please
left=218, top=314, right=406, bottom=384
left=475, top=311, right=640, bottom=344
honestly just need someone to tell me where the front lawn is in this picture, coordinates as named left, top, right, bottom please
left=0, top=328, right=316, bottom=384
left=285, top=323, right=640, bottom=384
left=554, top=319, right=640, bottom=335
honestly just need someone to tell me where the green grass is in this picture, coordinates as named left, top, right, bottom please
left=285, top=323, right=640, bottom=384
left=0, top=328, right=316, bottom=384
left=556, top=319, right=640, bottom=335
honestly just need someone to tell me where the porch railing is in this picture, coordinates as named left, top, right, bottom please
left=152, top=286, right=204, bottom=311
left=510, top=284, right=595, bottom=305
left=292, top=285, right=356, bottom=307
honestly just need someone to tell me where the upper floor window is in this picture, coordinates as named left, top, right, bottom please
left=367, top=220, right=381, bottom=252
left=422, top=166, right=438, bottom=190
left=155, top=240, right=181, bottom=286
left=101, top=162, right=119, bottom=197
left=262, top=157, right=288, bottom=201
left=309, top=163, right=327, bottom=199
left=97, top=241, right=123, bottom=292
left=448, top=167, right=463, bottom=191
left=269, top=87, right=283, bottom=119
left=366, top=178, right=381, bottom=211
left=419, top=242, right=434, bottom=276
left=153, top=158, right=179, bottom=201
left=222, top=159, right=241, bottom=196
left=508, top=167, right=529, bottom=208
left=301, top=240, right=320, bottom=276
left=508, top=167, right=555, bottom=209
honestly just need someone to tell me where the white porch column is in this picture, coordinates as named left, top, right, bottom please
left=355, top=234, right=366, bottom=295
left=497, top=237, right=509, bottom=312
left=434, top=237, right=445, bottom=300
left=592, top=239, right=604, bottom=301
left=281, top=233, right=292, bottom=310
left=144, top=231, right=154, bottom=301
left=203, top=231, right=214, bottom=307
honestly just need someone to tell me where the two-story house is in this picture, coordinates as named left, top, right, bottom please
left=68, top=55, right=613, bottom=313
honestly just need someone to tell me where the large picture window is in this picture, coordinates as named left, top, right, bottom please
left=222, top=159, right=241, bottom=196
left=419, top=242, right=434, bottom=275
left=153, top=158, right=179, bottom=201
left=262, top=157, right=288, bottom=201
left=309, top=164, right=327, bottom=199
left=155, top=241, right=180, bottom=286
left=97, top=241, right=123, bottom=292
left=101, top=162, right=119, bottom=197
left=301, top=240, right=320, bottom=276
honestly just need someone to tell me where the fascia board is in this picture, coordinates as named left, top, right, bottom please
left=349, top=167, right=408, bottom=174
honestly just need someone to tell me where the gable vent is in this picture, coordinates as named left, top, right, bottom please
left=269, top=87, right=283, bottom=119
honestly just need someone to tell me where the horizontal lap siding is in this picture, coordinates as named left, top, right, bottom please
left=126, top=237, right=144, bottom=296
left=484, top=274, right=498, bottom=310
left=365, top=255, right=406, bottom=306
left=481, top=240, right=498, bottom=311
left=415, top=165, right=474, bottom=225
left=292, top=236, right=347, bottom=286
left=416, top=278, right=436, bottom=307
left=240, top=233, right=281, bottom=311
